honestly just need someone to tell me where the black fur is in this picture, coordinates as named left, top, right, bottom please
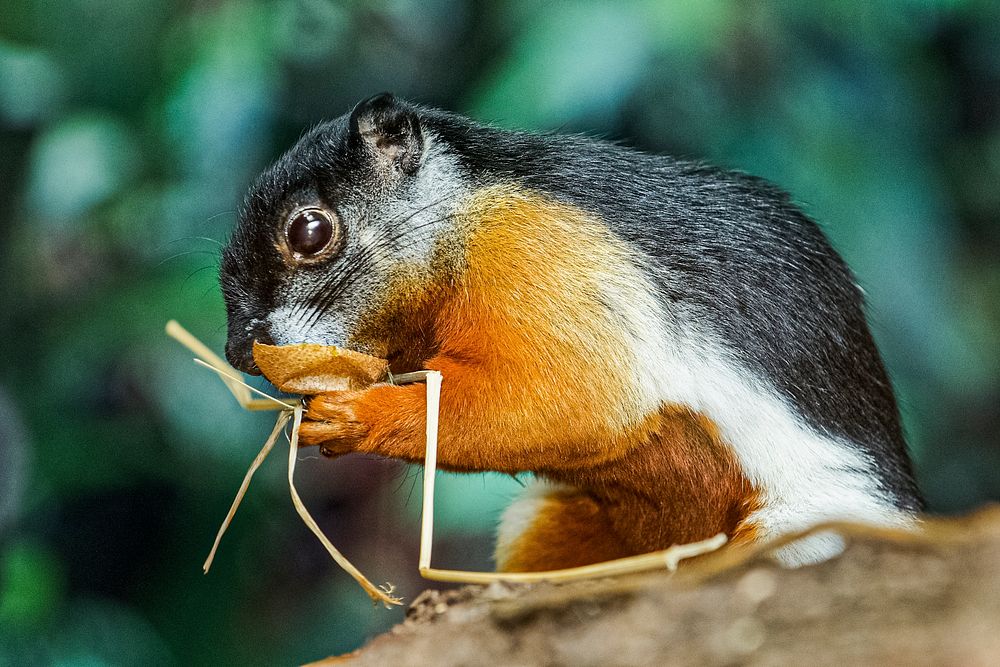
left=221, top=95, right=923, bottom=511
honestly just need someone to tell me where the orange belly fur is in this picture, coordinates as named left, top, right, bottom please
left=346, top=186, right=761, bottom=568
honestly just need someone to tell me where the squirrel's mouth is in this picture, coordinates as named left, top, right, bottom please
left=226, top=338, right=265, bottom=375
left=225, top=320, right=275, bottom=375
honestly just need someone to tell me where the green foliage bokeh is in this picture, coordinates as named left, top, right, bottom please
left=1, top=1, right=998, bottom=664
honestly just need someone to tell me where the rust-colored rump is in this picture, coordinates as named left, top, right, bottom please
left=501, top=406, right=761, bottom=571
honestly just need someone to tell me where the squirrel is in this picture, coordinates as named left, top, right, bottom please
left=220, top=93, right=924, bottom=570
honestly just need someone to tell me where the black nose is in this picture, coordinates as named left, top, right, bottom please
left=225, top=329, right=275, bottom=376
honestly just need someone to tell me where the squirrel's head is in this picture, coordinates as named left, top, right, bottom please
left=220, top=94, right=468, bottom=374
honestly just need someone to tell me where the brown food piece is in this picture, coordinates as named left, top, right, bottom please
left=252, top=342, right=389, bottom=394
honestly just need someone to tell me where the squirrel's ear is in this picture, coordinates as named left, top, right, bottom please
left=349, top=93, right=424, bottom=175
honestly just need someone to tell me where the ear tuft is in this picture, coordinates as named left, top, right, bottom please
left=349, top=93, right=424, bottom=175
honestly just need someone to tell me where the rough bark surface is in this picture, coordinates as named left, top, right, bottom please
left=313, top=507, right=1000, bottom=666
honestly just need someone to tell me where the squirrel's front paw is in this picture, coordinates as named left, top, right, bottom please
left=298, top=391, right=369, bottom=457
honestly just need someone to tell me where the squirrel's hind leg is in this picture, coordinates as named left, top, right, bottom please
left=494, top=481, right=632, bottom=572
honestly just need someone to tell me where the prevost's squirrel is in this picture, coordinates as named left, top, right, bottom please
left=220, top=93, right=923, bottom=569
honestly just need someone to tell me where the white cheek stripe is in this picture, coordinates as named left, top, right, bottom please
left=610, top=260, right=913, bottom=565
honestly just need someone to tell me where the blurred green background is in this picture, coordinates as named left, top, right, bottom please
left=1, top=0, right=998, bottom=664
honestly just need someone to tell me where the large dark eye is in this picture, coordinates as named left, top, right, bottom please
left=285, top=207, right=338, bottom=258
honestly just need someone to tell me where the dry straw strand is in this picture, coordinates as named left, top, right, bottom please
left=191, top=359, right=298, bottom=411
left=286, top=404, right=403, bottom=607
left=414, top=369, right=728, bottom=583
left=167, top=320, right=399, bottom=606
left=203, top=410, right=292, bottom=573
left=166, top=320, right=250, bottom=405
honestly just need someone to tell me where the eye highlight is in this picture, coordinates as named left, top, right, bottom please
left=284, top=207, right=339, bottom=260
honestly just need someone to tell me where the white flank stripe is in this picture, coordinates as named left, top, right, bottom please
left=606, top=257, right=913, bottom=566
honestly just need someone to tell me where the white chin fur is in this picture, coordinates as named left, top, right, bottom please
left=266, top=303, right=346, bottom=347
